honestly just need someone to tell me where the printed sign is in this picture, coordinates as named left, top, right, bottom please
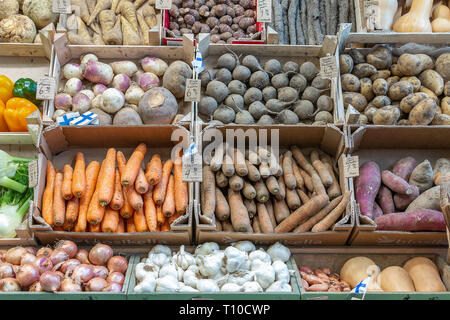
left=52, top=0, right=72, bottom=14
left=344, top=156, right=359, bottom=178
left=364, top=0, right=379, bottom=31
left=182, top=143, right=202, bottom=182
left=28, top=160, right=38, bottom=188
left=184, top=79, right=201, bottom=102
left=320, top=55, right=338, bottom=79
left=155, top=0, right=172, bottom=10
left=257, top=0, right=272, bottom=23
left=36, top=77, right=56, bottom=100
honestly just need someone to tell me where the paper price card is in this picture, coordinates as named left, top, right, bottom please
left=320, top=56, right=338, bottom=79
left=184, top=79, right=201, bottom=102
left=364, top=0, right=379, bottom=31
left=344, top=156, right=359, bottom=178
left=156, top=0, right=172, bottom=10
left=257, top=0, right=272, bottom=23
left=28, top=160, right=38, bottom=188
left=182, top=143, right=203, bottom=182
left=52, top=0, right=72, bottom=13
left=36, top=77, right=56, bottom=100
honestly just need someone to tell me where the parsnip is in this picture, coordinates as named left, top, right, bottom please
left=119, top=1, right=139, bottom=32
left=102, top=13, right=123, bottom=45
left=134, top=0, right=148, bottom=9
left=121, top=16, right=141, bottom=45
left=88, top=0, right=113, bottom=25
left=71, top=0, right=90, bottom=25
left=136, top=12, right=150, bottom=45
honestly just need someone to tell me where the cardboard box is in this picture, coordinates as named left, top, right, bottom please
left=348, top=126, right=450, bottom=246
left=293, top=247, right=450, bottom=300
left=195, top=125, right=354, bottom=246
left=31, top=125, right=193, bottom=246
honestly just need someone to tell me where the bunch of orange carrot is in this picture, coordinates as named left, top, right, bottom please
left=41, top=143, right=188, bottom=233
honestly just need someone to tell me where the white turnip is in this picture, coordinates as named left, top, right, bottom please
left=101, top=88, right=125, bottom=114
left=138, top=87, right=178, bottom=124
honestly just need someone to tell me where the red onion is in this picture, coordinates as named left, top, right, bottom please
left=6, top=247, right=27, bottom=265
left=71, top=264, right=94, bottom=283
left=36, top=247, right=53, bottom=258
left=107, top=272, right=125, bottom=285
left=40, top=271, right=61, bottom=292
left=107, top=256, right=128, bottom=274
left=60, top=278, right=82, bottom=292
left=60, top=259, right=81, bottom=274
left=102, top=282, right=122, bottom=292
left=93, top=266, right=109, bottom=279
left=50, top=249, right=69, bottom=265
left=86, top=277, right=108, bottom=292
left=0, top=278, right=21, bottom=292
left=75, top=249, right=90, bottom=264
left=0, top=263, right=15, bottom=279
left=29, top=281, right=43, bottom=292
left=33, top=256, right=53, bottom=274
left=55, top=240, right=78, bottom=259
left=20, top=252, right=37, bottom=266
left=16, top=264, right=40, bottom=288
left=24, top=247, right=37, bottom=255
left=89, top=244, right=113, bottom=266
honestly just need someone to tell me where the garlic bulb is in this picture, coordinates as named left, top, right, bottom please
left=175, top=245, right=196, bottom=270
left=242, top=281, right=263, bottom=292
left=221, top=283, right=242, bottom=292
left=155, top=275, right=180, bottom=292
left=249, top=249, right=271, bottom=263
left=183, top=269, right=200, bottom=289
left=251, top=259, right=271, bottom=271
left=198, top=253, right=223, bottom=277
left=227, top=270, right=255, bottom=286
left=135, top=262, right=160, bottom=282
left=178, top=285, right=199, bottom=293
left=266, top=281, right=292, bottom=292
left=267, top=242, right=291, bottom=262
left=232, top=241, right=256, bottom=253
left=147, top=253, right=170, bottom=268
left=150, top=245, right=172, bottom=256
left=254, top=264, right=276, bottom=289
left=134, top=274, right=157, bottom=293
left=224, top=246, right=248, bottom=273
left=195, top=242, right=220, bottom=256
left=196, top=279, right=220, bottom=292
left=159, top=262, right=178, bottom=280
left=272, top=261, right=290, bottom=283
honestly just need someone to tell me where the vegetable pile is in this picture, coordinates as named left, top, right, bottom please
left=270, top=0, right=357, bottom=45
left=67, top=0, right=158, bottom=45
left=340, top=46, right=450, bottom=125
left=166, top=0, right=259, bottom=43
left=201, top=145, right=350, bottom=233
left=133, top=241, right=294, bottom=293
left=41, top=144, right=188, bottom=233
left=54, top=53, right=192, bottom=125
left=355, top=157, right=449, bottom=232
left=0, top=0, right=57, bottom=43
left=199, top=52, right=333, bottom=125
left=298, top=265, right=351, bottom=292
left=0, top=241, right=128, bottom=292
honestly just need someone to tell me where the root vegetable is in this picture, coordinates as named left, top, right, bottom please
left=232, top=65, right=251, bottom=82
left=141, top=57, right=168, bottom=77
left=244, top=88, right=263, bottom=106
left=228, top=189, right=251, bottom=232
left=110, top=61, right=138, bottom=77
left=83, top=61, right=114, bottom=85
left=382, top=170, right=415, bottom=195
left=199, top=96, right=219, bottom=116
left=206, top=80, right=230, bottom=103
left=138, top=87, right=178, bottom=124
left=355, top=162, right=381, bottom=219
left=228, top=80, right=247, bottom=95
left=375, top=209, right=445, bottom=231
left=214, top=105, right=235, bottom=123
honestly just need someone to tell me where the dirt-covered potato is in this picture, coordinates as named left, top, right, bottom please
left=341, top=74, right=361, bottom=92
left=408, top=98, right=438, bottom=125
left=343, top=92, right=368, bottom=112
left=397, top=53, right=434, bottom=76
left=370, top=70, right=391, bottom=81
left=444, top=81, right=450, bottom=96
left=397, top=119, right=410, bottom=125
left=315, top=111, right=333, bottom=123
left=358, top=114, right=369, bottom=124
left=419, top=86, right=439, bottom=104
left=431, top=113, right=450, bottom=125
left=352, top=63, right=377, bottom=78
left=386, top=76, right=400, bottom=86
left=373, top=105, right=401, bottom=125
left=372, top=78, right=389, bottom=96
left=390, top=64, right=403, bottom=77
left=400, top=76, right=421, bottom=92
left=349, top=49, right=365, bottom=65
left=364, top=105, right=378, bottom=122
left=400, top=92, right=428, bottom=113
left=366, top=46, right=393, bottom=69
left=435, top=53, right=450, bottom=82
left=371, top=95, right=391, bottom=108
left=419, top=69, right=445, bottom=96
left=442, top=97, right=450, bottom=115
left=360, top=78, right=374, bottom=101
left=339, top=54, right=354, bottom=74
left=388, top=81, right=414, bottom=100
left=311, top=76, right=330, bottom=90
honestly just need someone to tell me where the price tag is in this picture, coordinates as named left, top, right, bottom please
left=36, top=77, right=56, bottom=100
left=364, top=0, right=379, bottom=31
left=182, top=143, right=202, bottom=182
left=52, top=0, right=72, bottom=14
left=345, top=104, right=361, bottom=124
left=155, top=0, right=172, bottom=10
left=344, top=156, right=359, bottom=178
left=257, top=0, right=272, bottom=23
left=184, top=79, right=201, bottom=102
left=28, top=160, right=38, bottom=188
left=320, top=55, right=338, bottom=79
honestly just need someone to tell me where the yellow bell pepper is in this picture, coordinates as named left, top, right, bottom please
left=0, top=100, right=9, bottom=132
left=0, top=75, right=14, bottom=104
left=4, top=98, right=40, bottom=132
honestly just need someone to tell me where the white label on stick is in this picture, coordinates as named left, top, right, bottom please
left=36, top=77, right=56, bottom=100
left=156, top=0, right=172, bottom=10
left=257, top=0, right=272, bottom=23
left=320, top=56, right=338, bottom=79
left=345, top=104, right=361, bottom=125
left=364, top=0, right=379, bottom=31
left=182, top=143, right=202, bottom=182
left=344, top=156, right=359, bottom=178
left=28, top=160, right=38, bottom=188
left=184, top=79, right=201, bottom=102
left=52, top=0, right=72, bottom=13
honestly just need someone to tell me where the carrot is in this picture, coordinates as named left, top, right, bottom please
left=156, top=205, right=165, bottom=226
left=245, top=159, right=261, bottom=182
left=98, top=148, right=116, bottom=206
left=75, top=161, right=101, bottom=232
left=53, top=226, right=64, bottom=231
left=320, top=155, right=342, bottom=199
left=234, top=148, right=248, bottom=176
left=294, top=195, right=343, bottom=233
left=119, top=191, right=134, bottom=219
left=53, top=172, right=66, bottom=227
left=222, top=152, right=235, bottom=177
left=311, top=172, right=328, bottom=197
left=160, top=218, right=171, bottom=232
left=143, top=188, right=157, bottom=232
left=115, top=216, right=125, bottom=233
left=266, top=176, right=280, bottom=196
left=274, top=198, right=290, bottom=224
left=153, top=159, right=173, bottom=205
left=168, top=211, right=181, bottom=225
left=255, top=180, right=269, bottom=203
left=110, top=168, right=124, bottom=210
left=292, top=161, right=305, bottom=190
left=162, top=175, right=175, bottom=217
left=242, top=180, right=256, bottom=200
left=89, top=222, right=101, bottom=232
left=265, top=199, right=277, bottom=228
left=300, top=169, right=314, bottom=192
left=65, top=197, right=79, bottom=224
left=117, top=151, right=143, bottom=210
left=101, top=208, right=119, bottom=232
left=229, top=175, right=244, bottom=191
left=135, top=168, right=149, bottom=194
left=275, top=175, right=286, bottom=201
left=72, top=152, right=86, bottom=198
left=222, top=219, right=234, bottom=232
left=259, top=162, right=271, bottom=179
left=310, top=150, right=333, bottom=187
left=122, top=143, right=147, bottom=186
left=215, top=187, right=230, bottom=221
left=201, top=165, right=216, bottom=219
left=244, top=198, right=256, bottom=219
left=134, top=207, right=148, bottom=232
left=126, top=216, right=137, bottom=232
left=274, top=194, right=329, bottom=233
left=42, top=161, right=56, bottom=226
left=257, top=202, right=274, bottom=233
left=174, top=151, right=188, bottom=214
left=215, top=219, right=223, bottom=232
left=145, top=154, right=162, bottom=186
left=215, top=170, right=228, bottom=188
left=283, top=151, right=297, bottom=190
left=290, top=146, right=317, bottom=176
left=86, top=188, right=106, bottom=225
left=252, top=218, right=261, bottom=233
left=228, top=188, right=251, bottom=232
left=210, top=143, right=224, bottom=171
left=61, top=164, right=74, bottom=200
left=311, top=191, right=351, bottom=232
left=297, top=188, right=310, bottom=203
left=62, top=219, right=74, bottom=232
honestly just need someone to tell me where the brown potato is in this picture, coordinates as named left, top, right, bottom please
left=386, top=76, right=400, bottom=86
left=390, top=64, right=403, bottom=76
left=373, top=105, right=401, bottom=125
left=352, top=63, right=377, bottom=78
left=360, top=78, right=374, bottom=101
left=371, top=95, right=391, bottom=108
left=400, top=76, right=421, bottom=92
left=400, top=92, right=428, bottom=113
left=343, top=92, right=368, bottom=112
left=444, top=81, right=450, bottom=96
left=419, top=86, right=439, bottom=104
left=419, top=69, right=444, bottom=96
left=370, top=70, right=391, bottom=81
left=431, top=113, right=450, bottom=125
left=373, top=78, right=389, bottom=96
left=388, top=81, right=414, bottom=100
left=366, top=46, right=393, bottom=69
left=364, top=104, right=378, bottom=122
left=442, top=97, right=450, bottom=115
left=408, top=98, right=438, bottom=125
left=435, top=53, right=450, bottom=82
left=339, top=54, right=354, bottom=74
left=397, top=53, right=433, bottom=76
left=341, top=74, right=361, bottom=92
left=397, top=119, right=410, bottom=125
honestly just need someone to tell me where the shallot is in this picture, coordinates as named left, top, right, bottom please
left=0, top=278, right=21, bottom=292
left=0, top=263, right=15, bottom=279
left=60, top=278, right=82, bottom=292
left=75, top=249, right=90, bottom=264
left=16, top=264, right=40, bottom=287
left=39, top=271, right=61, bottom=292
left=33, top=256, right=53, bottom=274
left=20, top=253, right=36, bottom=266
left=102, top=282, right=122, bottom=292
left=89, top=244, right=113, bottom=266
left=49, top=249, right=69, bottom=265
left=36, top=247, right=53, bottom=258
left=70, top=264, right=94, bottom=283
left=59, top=259, right=81, bottom=274
left=93, top=266, right=109, bottom=279
left=5, top=247, right=26, bottom=265
left=55, top=240, right=78, bottom=259
left=107, top=272, right=125, bottom=285
left=86, top=277, right=108, bottom=292
left=107, top=256, right=128, bottom=274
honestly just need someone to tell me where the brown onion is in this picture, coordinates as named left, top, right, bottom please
left=60, top=259, right=81, bottom=274
left=75, top=249, right=90, bottom=264
left=16, top=264, right=40, bottom=287
left=29, top=281, right=43, bottom=292
left=107, top=272, right=124, bottom=285
left=86, top=277, right=108, bottom=292
left=71, top=264, right=94, bottom=283
left=33, top=256, right=53, bottom=274
left=49, top=249, right=69, bottom=265
left=40, top=271, right=61, bottom=292
left=89, top=244, right=113, bottom=266
left=24, top=247, right=37, bottom=255
left=20, top=252, right=37, bottom=266
left=93, top=266, right=109, bottom=279
left=107, top=256, right=128, bottom=274
left=0, top=278, right=21, bottom=292
left=55, top=240, right=78, bottom=259
left=6, top=247, right=27, bottom=265
left=102, top=282, right=122, bottom=292
left=60, top=278, right=82, bottom=292
left=36, top=247, right=53, bottom=258
left=0, top=263, right=15, bottom=279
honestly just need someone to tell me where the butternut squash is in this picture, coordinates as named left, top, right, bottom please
left=379, top=266, right=416, bottom=292
left=432, top=18, right=450, bottom=32
left=403, top=257, right=446, bottom=292
left=393, top=0, right=433, bottom=32
left=340, top=257, right=377, bottom=288
left=403, top=257, right=439, bottom=273
left=432, top=4, right=450, bottom=20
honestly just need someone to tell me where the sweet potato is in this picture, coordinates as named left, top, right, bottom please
left=393, top=185, right=420, bottom=211
left=381, top=170, right=415, bottom=195
left=406, top=186, right=441, bottom=212
left=372, top=202, right=383, bottom=220
left=375, top=209, right=446, bottom=231
left=355, top=161, right=381, bottom=219
left=377, top=185, right=395, bottom=215
left=392, top=157, right=417, bottom=181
